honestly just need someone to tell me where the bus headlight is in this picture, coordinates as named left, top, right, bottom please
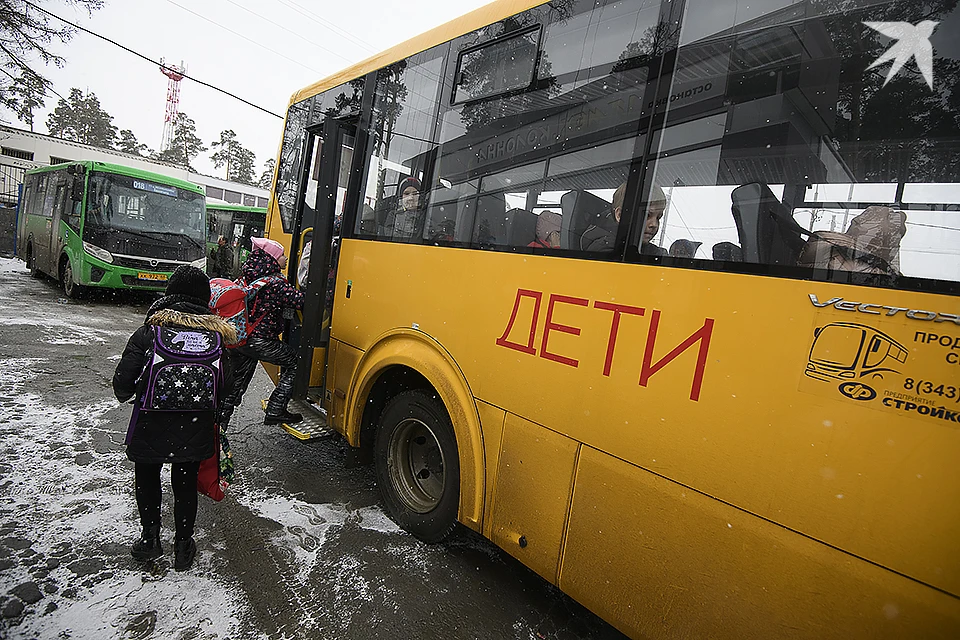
left=82, top=241, right=113, bottom=264
left=190, top=257, right=206, bottom=270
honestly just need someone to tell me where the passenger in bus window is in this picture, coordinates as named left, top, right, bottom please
left=528, top=211, right=561, bottom=249
left=638, top=187, right=667, bottom=256
left=845, top=206, right=907, bottom=272
left=381, top=176, right=423, bottom=241
left=797, top=207, right=906, bottom=276
left=580, top=183, right=625, bottom=252
left=582, top=183, right=667, bottom=256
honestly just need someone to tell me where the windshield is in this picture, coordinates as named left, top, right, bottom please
left=83, top=172, right=205, bottom=257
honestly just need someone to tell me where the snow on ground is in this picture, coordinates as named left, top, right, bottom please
left=0, top=257, right=420, bottom=640
left=0, top=352, right=259, bottom=639
left=0, top=259, right=260, bottom=639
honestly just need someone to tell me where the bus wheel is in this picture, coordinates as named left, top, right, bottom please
left=26, top=244, right=42, bottom=278
left=374, top=390, right=459, bottom=543
left=60, top=258, right=85, bottom=299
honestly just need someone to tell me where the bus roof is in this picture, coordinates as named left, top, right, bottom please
left=290, top=0, right=548, bottom=106
left=205, top=203, right=267, bottom=213
left=26, top=160, right=205, bottom=195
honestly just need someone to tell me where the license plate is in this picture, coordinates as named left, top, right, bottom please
left=137, top=272, right=168, bottom=281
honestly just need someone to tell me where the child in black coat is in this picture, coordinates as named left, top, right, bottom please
left=113, top=266, right=236, bottom=571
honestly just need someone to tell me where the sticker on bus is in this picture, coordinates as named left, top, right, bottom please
left=137, top=272, right=168, bottom=281
left=132, top=179, right=178, bottom=197
left=798, top=317, right=960, bottom=427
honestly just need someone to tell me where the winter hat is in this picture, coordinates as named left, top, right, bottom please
left=165, top=265, right=211, bottom=302
left=251, top=237, right=286, bottom=262
left=398, top=176, right=422, bottom=194
left=535, top=210, right=561, bottom=242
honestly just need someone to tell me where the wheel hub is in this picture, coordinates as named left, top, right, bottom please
left=388, top=418, right=445, bottom=514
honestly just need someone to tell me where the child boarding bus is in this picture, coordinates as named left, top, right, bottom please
left=16, top=161, right=207, bottom=298
left=262, top=0, right=959, bottom=637
left=204, top=202, right=266, bottom=279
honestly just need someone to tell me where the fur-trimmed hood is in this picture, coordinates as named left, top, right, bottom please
left=147, top=309, right=238, bottom=345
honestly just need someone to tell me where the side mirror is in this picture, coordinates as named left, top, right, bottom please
left=70, top=175, right=85, bottom=202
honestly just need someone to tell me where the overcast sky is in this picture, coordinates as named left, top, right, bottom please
left=1, top=0, right=493, bottom=178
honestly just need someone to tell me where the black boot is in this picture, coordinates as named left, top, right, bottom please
left=264, top=408, right=303, bottom=425
left=174, top=537, right=197, bottom=571
left=131, top=526, right=162, bottom=561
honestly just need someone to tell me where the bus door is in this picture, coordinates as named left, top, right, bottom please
left=32, top=172, right=55, bottom=273
left=49, top=172, right=71, bottom=271
left=288, top=117, right=359, bottom=403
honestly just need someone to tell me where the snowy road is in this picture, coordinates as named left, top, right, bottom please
left=0, top=258, right=626, bottom=640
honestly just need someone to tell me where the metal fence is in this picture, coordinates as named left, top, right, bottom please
left=0, top=163, right=25, bottom=206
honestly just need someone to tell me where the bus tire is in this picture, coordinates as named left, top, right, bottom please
left=60, top=257, right=85, bottom=299
left=374, top=389, right=460, bottom=543
left=26, top=243, right=42, bottom=278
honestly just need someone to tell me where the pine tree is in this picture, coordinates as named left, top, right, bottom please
left=45, top=88, right=117, bottom=147
left=116, top=129, right=149, bottom=156
left=210, top=130, right=257, bottom=185
left=3, top=70, right=46, bottom=131
left=155, top=112, right=206, bottom=170
left=258, top=158, right=276, bottom=189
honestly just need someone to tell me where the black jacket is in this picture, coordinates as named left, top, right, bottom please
left=580, top=212, right=619, bottom=252
left=239, top=249, right=304, bottom=340
left=114, top=295, right=237, bottom=464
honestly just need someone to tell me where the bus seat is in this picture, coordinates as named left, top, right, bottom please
left=472, top=192, right=507, bottom=246
left=730, top=182, right=808, bottom=266
left=669, top=239, right=702, bottom=258
left=560, top=190, right=610, bottom=250
left=712, top=241, right=743, bottom=261
left=507, top=208, right=538, bottom=247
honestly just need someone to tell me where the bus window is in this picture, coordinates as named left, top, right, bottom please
left=430, top=0, right=663, bottom=254
left=636, top=0, right=960, bottom=292
left=356, top=48, right=444, bottom=243
left=29, top=173, right=49, bottom=217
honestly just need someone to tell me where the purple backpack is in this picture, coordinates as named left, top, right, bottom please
left=126, top=326, right=224, bottom=443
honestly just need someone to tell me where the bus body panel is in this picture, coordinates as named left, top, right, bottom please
left=562, top=445, right=960, bottom=639
left=490, top=412, right=579, bottom=585
left=332, top=238, right=960, bottom=600
left=476, top=399, right=507, bottom=538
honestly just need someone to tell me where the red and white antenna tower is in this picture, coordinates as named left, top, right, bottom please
left=159, top=58, right=186, bottom=152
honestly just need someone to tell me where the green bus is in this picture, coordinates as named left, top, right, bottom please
left=205, top=202, right=267, bottom=279
left=16, top=161, right=207, bottom=298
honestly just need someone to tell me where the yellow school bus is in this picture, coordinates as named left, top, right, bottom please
left=262, top=0, right=960, bottom=637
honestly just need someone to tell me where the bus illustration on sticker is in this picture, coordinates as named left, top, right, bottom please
left=805, top=322, right=908, bottom=382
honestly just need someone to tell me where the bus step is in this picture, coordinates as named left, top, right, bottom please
left=260, top=398, right=334, bottom=441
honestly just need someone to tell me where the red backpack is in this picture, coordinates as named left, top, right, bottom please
left=209, top=275, right=284, bottom=347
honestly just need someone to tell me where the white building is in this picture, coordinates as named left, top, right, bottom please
left=0, top=124, right=270, bottom=208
